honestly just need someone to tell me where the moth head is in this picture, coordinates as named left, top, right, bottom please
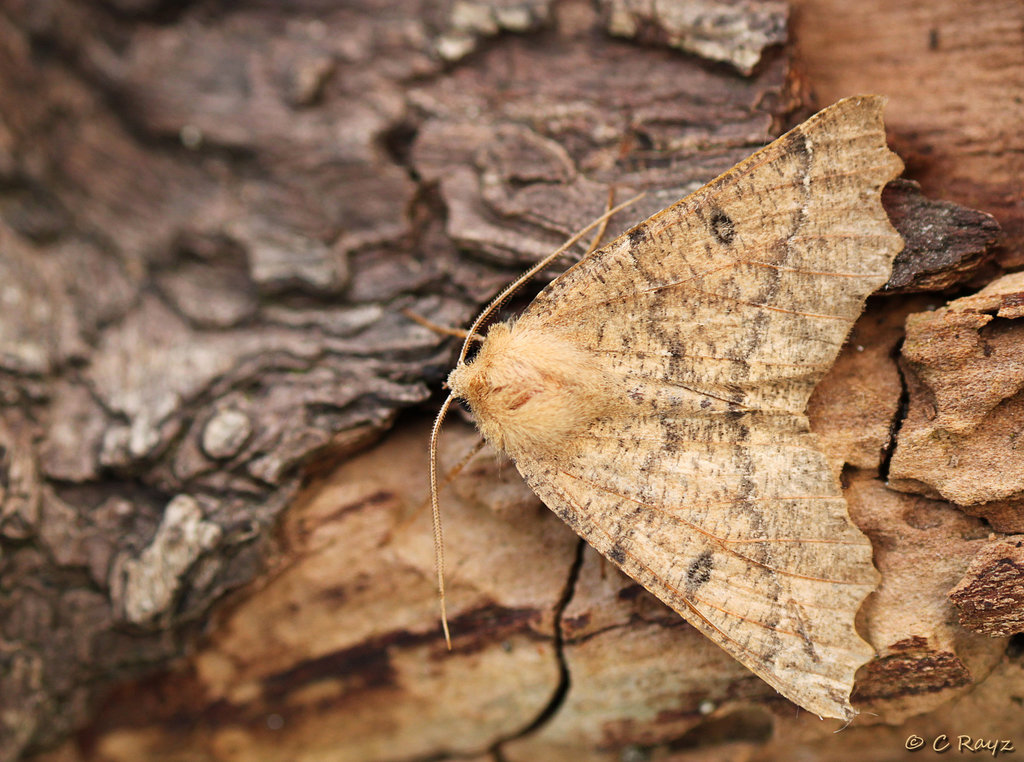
left=447, top=321, right=615, bottom=459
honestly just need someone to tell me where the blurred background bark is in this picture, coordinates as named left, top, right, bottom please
left=0, top=0, right=1020, bottom=760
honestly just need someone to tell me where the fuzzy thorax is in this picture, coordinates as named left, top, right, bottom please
left=447, top=322, right=615, bottom=460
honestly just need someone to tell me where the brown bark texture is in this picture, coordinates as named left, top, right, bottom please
left=0, top=0, right=1019, bottom=760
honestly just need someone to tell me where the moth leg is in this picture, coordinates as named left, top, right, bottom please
left=584, top=186, right=618, bottom=255
left=402, top=308, right=481, bottom=342
left=437, top=434, right=487, bottom=495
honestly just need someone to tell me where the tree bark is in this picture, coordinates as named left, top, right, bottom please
left=0, top=0, right=1020, bottom=760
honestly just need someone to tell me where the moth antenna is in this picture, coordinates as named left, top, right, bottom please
left=430, top=393, right=456, bottom=649
left=426, top=430, right=488, bottom=648
left=455, top=191, right=645, bottom=366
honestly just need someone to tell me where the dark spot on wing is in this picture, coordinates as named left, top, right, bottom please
left=801, top=625, right=820, bottom=662
left=548, top=498, right=582, bottom=532
left=608, top=543, right=626, bottom=564
left=628, top=225, right=648, bottom=248
left=760, top=609, right=782, bottom=665
left=710, top=208, right=736, bottom=246
left=686, top=549, right=714, bottom=590
left=778, top=129, right=811, bottom=165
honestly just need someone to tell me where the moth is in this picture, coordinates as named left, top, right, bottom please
left=431, top=96, right=904, bottom=720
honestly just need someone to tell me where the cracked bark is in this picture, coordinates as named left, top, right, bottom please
left=0, top=0, right=1021, bottom=760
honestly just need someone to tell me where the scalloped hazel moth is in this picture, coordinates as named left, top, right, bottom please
left=433, top=97, right=903, bottom=720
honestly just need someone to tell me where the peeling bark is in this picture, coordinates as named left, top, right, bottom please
left=883, top=179, right=1002, bottom=293
left=950, top=535, right=1024, bottom=638
left=888, top=272, right=1024, bottom=517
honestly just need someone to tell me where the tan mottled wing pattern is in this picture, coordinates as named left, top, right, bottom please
left=512, top=97, right=902, bottom=719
